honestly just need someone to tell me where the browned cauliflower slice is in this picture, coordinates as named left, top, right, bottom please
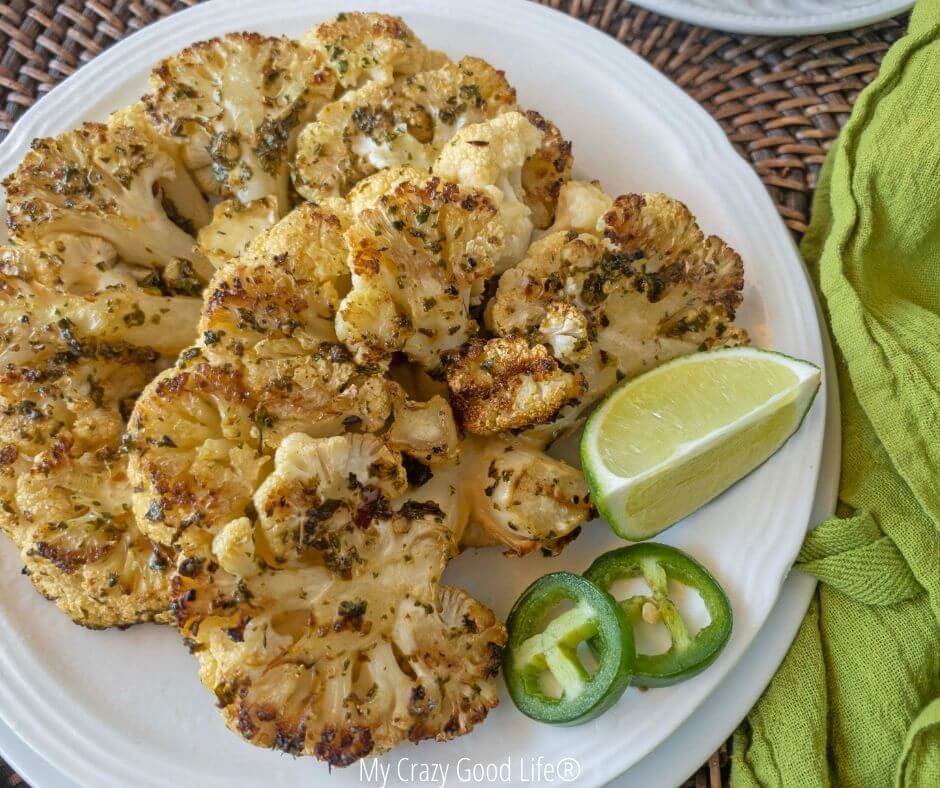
left=0, top=266, right=201, bottom=627
left=196, top=197, right=279, bottom=268
left=302, top=11, right=446, bottom=90
left=291, top=56, right=517, bottom=203
left=335, top=176, right=503, bottom=369
left=128, top=204, right=397, bottom=546
left=163, top=432, right=504, bottom=766
left=519, top=110, right=574, bottom=229
left=145, top=33, right=337, bottom=210
left=446, top=337, right=585, bottom=434
left=483, top=191, right=748, bottom=444
left=457, top=437, right=593, bottom=556
left=3, top=106, right=211, bottom=282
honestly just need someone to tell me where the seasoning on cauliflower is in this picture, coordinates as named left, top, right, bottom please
left=335, top=175, right=503, bottom=369
left=302, top=11, right=447, bottom=90
left=481, top=191, right=748, bottom=444
left=145, top=33, right=337, bottom=210
left=3, top=107, right=211, bottom=282
left=458, top=437, right=593, bottom=556
left=433, top=111, right=542, bottom=270
left=291, top=56, right=517, bottom=203
left=519, top=110, right=574, bottom=229
left=0, top=238, right=143, bottom=295
left=0, top=259, right=201, bottom=628
left=167, top=432, right=504, bottom=766
left=446, top=337, right=585, bottom=434
left=128, top=203, right=396, bottom=546
left=196, top=197, right=279, bottom=268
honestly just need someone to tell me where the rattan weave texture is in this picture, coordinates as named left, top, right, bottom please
left=0, top=2, right=909, bottom=786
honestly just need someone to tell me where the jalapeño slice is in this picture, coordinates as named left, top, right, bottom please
left=504, top=571, right=635, bottom=725
left=585, top=544, right=732, bottom=687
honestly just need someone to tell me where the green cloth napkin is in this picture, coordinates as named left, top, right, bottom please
left=731, top=2, right=940, bottom=785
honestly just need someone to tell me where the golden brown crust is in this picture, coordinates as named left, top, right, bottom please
left=0, top=269, right=200, bottom=628
left=303, top=12, right=443, bottom=89
left=337, top=176, right=502, bottom=368
left=484, top=192, right=748, bottom=444
left=446, top=337, right=585, bottom=433
left=521, top=110, right=574, bottom=229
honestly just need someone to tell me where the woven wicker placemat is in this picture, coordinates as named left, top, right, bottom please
left=0, top=1, right=910, bottom=786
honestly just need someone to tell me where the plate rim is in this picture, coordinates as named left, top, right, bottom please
left=0, top=1, right=830, bottom=785
left=628, top=0, right=913, bottom=35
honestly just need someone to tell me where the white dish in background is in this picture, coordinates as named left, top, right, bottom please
left=0, top=1, right=831, bottom=785
left=631, top=0, right=912, bottom=35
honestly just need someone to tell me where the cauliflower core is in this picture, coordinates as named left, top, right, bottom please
left=197, top=197, right=279, bottom=269
left=473, top=189, right=748, bottom=444
left=0, top=254, right=201, bottom=627
left=170, top=433, right=505, bottom=765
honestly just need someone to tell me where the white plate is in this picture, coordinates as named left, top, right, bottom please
left=0, top=325, right=841, bottom=788
left=631, top=0, right=912, bottom=35
left=0, top=1, right=828, bottom=786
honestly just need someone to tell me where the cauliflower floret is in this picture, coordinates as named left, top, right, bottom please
left=549, top=179, right=613, bottom=234
left=458, top=437, right=593, bottom=556
left=0, top=261, right=201, bottom=628
left=345, top=165, right=429, bottom=215
left=4, top=108, right=211, bottom=280
left=484, top=192, right=748, bottom=444
left=127, top=360, right=265, bottom=548
left=336, top=176, right=503, bottom=370
left=145, top=33, right=337, bottom=210
left=433, top=112, right=542, bottom=270
left=291, top=56, right=518, bottom=203
left=302, top=12, right=447, bottom=90
left=196, top=197, right=279, bottom=268
left=446, top=337, right=585, bottom=434
left=160, top=433, right=506, bottom=765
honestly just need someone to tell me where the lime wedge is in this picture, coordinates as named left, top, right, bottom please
left=581, top=347, right=820, bottom=541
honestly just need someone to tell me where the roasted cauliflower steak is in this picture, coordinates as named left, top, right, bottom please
left=126, top=204, right=518, bottom=764
left=170, top=432, right=505, bottom=765
left=145, top=33, right=337, bottom=211
left=459, top=188, right=748, bottom=443
left=127, top=203, right=395, bottom=547
left=292, top=56, right=572, bottom=240
left=3, top=104, right=211, bottom=284
left=0, top=249, right=201, bottom=627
